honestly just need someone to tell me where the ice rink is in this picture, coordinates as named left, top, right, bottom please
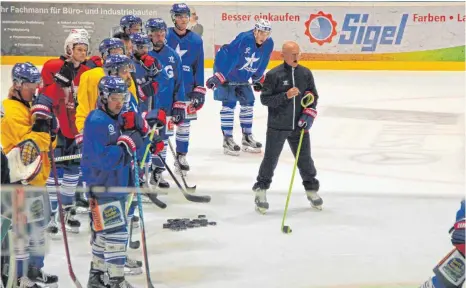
left=1, top=67, right=465, bottom=287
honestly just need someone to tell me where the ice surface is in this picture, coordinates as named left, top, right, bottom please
left=1, top=67, right=464, bottom=287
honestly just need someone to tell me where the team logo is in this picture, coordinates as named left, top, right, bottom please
left=283, top=80, right=289, bottom=85
left=164, top=65, right=174, bottom=78
left=304, top=11, right=337, bottom=46
left=108, top=124, right=115, bottom=135
left=245, top=47, right=251, bottom=54
left=239, top=52, right=260, bottom=73
left=168, top=56, right=175, bottom=64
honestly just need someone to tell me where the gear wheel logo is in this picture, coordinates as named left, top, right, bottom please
left=304, top=11, right=338, bottom=46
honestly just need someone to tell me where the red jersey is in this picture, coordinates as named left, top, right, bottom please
left=41, top=58, right=89, bottom=139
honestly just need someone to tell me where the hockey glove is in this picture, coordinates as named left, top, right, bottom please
left=31, top=94, right=54, bottom=119
left=206, top=72, right=226, bottom=89
left=118, top=111, right=149, bottom=136
left=88, top=56, right=103, bottom=68
left=252, top=75, right=265, bottom=92
left=54, top=61, right=75, bottom=88
left=140, top=54, right=155, bottom=68
left=297, top=108, right=317, bottom=130
left=139, top=81, right=159, bottom=101
left=65, top=133, right=84, bottom=155
left=149, top=134, right=164, bottom=156
left=188, top=86, right=206, bottom=110
left=451, top=218, right=465, bottom=255
left=142, top=109, right=166, bottom=130
left=172, top=101, right=186, bottom=125
left=117, top=131, right=144, bottom=164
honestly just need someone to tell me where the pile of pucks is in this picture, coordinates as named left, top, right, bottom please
left=163, top=215, right=217, bottom=231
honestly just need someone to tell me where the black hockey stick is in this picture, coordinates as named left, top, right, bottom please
left=129, top=217, right=140, bottom=249
left=167, top=139, right=196, bottom=193
left=143, top=163, right=167, bottom=209
left=159, top=157, right=211, bottom=203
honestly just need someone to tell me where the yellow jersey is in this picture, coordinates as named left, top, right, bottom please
left=1, top=98, right=51, bottom=186
left=75, top=67, right=138, bottom=133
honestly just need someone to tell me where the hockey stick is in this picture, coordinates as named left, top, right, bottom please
left=133, top=153, right=155, bottom=288
left=54, top=153, right=82, bottom=162
left=281, top=93, right=315, bottom=235
left=159, top=157, right=211, bottom=203
left=167, top=139, right=196, bottom=192
left=50, top=144, right=83, bottom=288
left=126, top=128, right=167, bottom=212
left=128, top=218, right=140, bottom=249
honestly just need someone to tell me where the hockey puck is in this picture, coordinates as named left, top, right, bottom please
left=198, top=215, right=206, bottom=219
left=282, top=225, right=292, bottom=234
left=208, top=221, right=217, bottom=226
left=129, top=240, right=140, bottom=249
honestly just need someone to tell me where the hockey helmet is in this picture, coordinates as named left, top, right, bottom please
left=129, top=33, right=153, bottom=52
left=145, top=18, right=167, bottom=33
left=103, top=54, right=134, bottom=76
left=120, top=15, right=143, bottom=34
left=64, top=33, right=89, bottom=57
left=170, top=3, right=191, bottom=23
left=12, top=62, right=41, bottom=84
left=98, top=76, right=130, bottom=108
left=99, top=38, right=125, bottom=58
left=255, top=19, right=272, bottom=33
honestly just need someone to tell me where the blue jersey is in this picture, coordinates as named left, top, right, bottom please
left=456, top=200, right=465, bottom=222
left=81, top=108, right=132, bottom=198
left=132, top=58, right=173, bottom=113
left=214, top=30, right=274, bottom=83
left=148, top=45, right=186, bottom=103
left=166, top=28, right=204, bottom=95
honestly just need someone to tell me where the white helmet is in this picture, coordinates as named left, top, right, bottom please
left=69, top=28, right=90, bottom=40
left=64, top=32, right=89, bottom=56
left=255, top=19, right=272, bottom=33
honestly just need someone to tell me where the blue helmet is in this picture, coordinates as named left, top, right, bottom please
left=120, top=15, right=143, bottom=34
left=99, top=38, right=125, bottom=58
left=12, top=62, right=41, bottom=84
left=129, top=33, right=153, bottom=51
left=170, top=3, right=190, bottom=23
left=145, top=18, right=167, bottom=33
left=98, top=76, right=130, bottom=108
left=103, top=54, right=134, bottom=76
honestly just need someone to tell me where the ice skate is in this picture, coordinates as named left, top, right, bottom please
left=253, top=188, right=269, bottom=214
left=242, top=134, right=262, bottom=153
left=150, top=167, right=170, bottom=189
left=174, top=153, right=189, bottom=176
left=109, top=277, right=135, bottom=288
left=124, top=256, right=142, bottom=276
left=75, top=193, right=90, bottom=214
left=64, top=206, right=81, bottom=233
left=306, top=190, right=323, bottom=210
left=223, top=136, right=240, bottom=156
left=27, top=266, right=58, bottom=288
left=16, top=276, right=41, bottom=288
left=46, top=213, right=62, bottom=240
left=87, top=262, right=109, bottom=288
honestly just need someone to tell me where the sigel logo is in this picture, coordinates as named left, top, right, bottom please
left=338, top=13, right=408, bottom=52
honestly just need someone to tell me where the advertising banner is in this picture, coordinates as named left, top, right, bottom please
left=1, top=1, right=464, bottom=70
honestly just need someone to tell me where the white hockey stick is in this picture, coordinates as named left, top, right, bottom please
left=53, top=154, right=82, bottom=162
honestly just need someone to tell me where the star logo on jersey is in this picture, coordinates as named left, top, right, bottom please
left=175, top=44, right=188, bottom=59
left=168, top=56, right=175, bottom=63
left=239, top=52, right=260, bottom=73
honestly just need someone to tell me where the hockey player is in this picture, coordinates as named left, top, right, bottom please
left=206, top=19, right=273, bottom=156
left=1, top=62, right=58, bottom=287
left=166, top=3, right=206, bottom=175
left=75, top=37, right=135, bottom=135
left=146, top=17, right=187, bottom=187
left=82, top=76, right=163, bottom=288
left=420, top=200, right=465, bottom=288
left=41, top=33, right=91, bottom=237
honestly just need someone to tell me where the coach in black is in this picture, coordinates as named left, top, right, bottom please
left=252, top=41, right=323, bottom=214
